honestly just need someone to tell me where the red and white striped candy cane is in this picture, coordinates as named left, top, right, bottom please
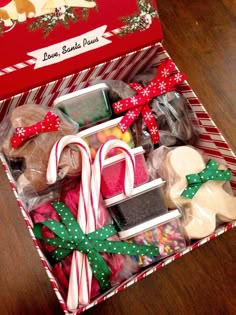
left=91, top=139, right=136, bottom=218
left=46, top=137, right=135, bottom=310
left=78, top=139, right=135, bottom=308
left=46, top=135, right=93, bottom=310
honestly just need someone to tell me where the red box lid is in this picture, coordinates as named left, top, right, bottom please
left=0, top=0, right=163, bottom=100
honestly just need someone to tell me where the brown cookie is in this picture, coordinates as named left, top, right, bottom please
left=2, top=104, right=82, bottom=194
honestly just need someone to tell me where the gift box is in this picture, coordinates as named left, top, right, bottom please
left=0, top=0, right=162, bottom=101
left=0, top=1, right=236, bottom=314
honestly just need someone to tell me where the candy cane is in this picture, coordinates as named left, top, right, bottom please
left=46, top=135, right=93, bottom=309
left=91, top=139, right=136, bottom=216
left=47, top=137, right=135, bottom=309
left=76, top=139, right=135, bottom=308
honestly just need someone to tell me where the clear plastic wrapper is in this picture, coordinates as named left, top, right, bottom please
left=78, top=117, right=134, bottom=160
left=131, top=67, right=199, bottom=149
left=119, top=209, right=186, bottom=267
left=146, top=145, right=236, bottom=239
left=31, top=182, right=138, bottom=300
left=0, top=104, right=82, bottom=204
left=53, top=83, right=112, bottom=130
left=94, top=68, right=199, bottom=152
left=105, top=179, right=168, bottom=231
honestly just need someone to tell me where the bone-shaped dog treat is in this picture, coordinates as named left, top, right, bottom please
left=160, top=146, right=236, bottom=239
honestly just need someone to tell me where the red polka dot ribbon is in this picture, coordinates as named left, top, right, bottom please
left=10, top=111, right=61, bottom=149
left=112, top=59, right=187, bottom=144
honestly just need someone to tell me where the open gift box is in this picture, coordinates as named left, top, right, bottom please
left=0, top=1, right=236, bottom=314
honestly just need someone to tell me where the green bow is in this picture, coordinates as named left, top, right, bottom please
left=181, top=159, right=232, bottom=199
left=33, top=202, right=160, bottom=291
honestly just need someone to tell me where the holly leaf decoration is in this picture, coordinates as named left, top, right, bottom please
left=28, top=4, right=97, bottom=37
left=119, top=0, right=159, bottom=36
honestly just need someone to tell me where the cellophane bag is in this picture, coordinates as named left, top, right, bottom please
left=146, top=145, right=236, bottom=240
left=0, top=103, right=81, bottom=210
left=131, top=68, right=199, bottom=149
left=31, top=182, right=138, bottom=300
left=91, top=67, right=199, bottom=154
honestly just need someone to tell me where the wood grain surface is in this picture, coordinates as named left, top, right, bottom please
left=0, top=1, right=235, bottom=314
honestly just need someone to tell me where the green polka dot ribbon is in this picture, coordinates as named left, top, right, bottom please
left=33, top=202, right=160, bottom=291
left=181, top=159, right=232, bottom=199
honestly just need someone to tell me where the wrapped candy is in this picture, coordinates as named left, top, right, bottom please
left=131, top=66, right=199, bottom=148
left=147, top=145, right=236, bottom=239
left=130, top=91, right=199, bottom=148
left=118, top=210, right=186, bottom=267
left=0, top=104, right=81, bottom=202
left=53, top=83, right=112, bottom=129
left=95, top=59, right=198, bottom=152
left=31, top=186, right=138, bottom=302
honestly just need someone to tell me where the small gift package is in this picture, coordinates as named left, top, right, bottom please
left=53, top=83, right=112, bottom=129
left=0, top=103, right=81, bottom=210
left=147, top=145, right=236, bottom=239
left=118, top=209, right=186, bottom=267
left=0, top=1, right=236, bottom=314
left=105, top=62, right=199, bottom=152
left=105, top=179, right=168, bottom=231
left=77, top=117, right=134, bottom=159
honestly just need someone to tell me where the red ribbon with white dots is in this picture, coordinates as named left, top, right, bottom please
left=112, top=59, right=187, bottom=144
left=10, top=111, right=61, bottom=149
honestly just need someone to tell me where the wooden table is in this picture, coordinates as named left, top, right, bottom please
left=0, top=1, right=235, bottom=314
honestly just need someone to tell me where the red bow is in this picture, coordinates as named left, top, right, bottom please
left=10, top=111, right=61, bottom=149
left=112, top=59, right=187, bottom=144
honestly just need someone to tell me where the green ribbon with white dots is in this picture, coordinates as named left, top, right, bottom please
left=33, top=202, right=160, bottom=291
left=181, top=159, right=232, bottom=199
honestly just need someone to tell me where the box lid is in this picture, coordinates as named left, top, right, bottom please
left=0, top=0, right=163, bottom=100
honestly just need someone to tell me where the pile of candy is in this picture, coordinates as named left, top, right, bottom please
left=78, top=117, right=134, bottom=160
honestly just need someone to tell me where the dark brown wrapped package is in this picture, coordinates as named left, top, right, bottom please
left=131, top=69, right=199, bottom=150
left=93, top=75, right=199, bottom=153
left=132, top=91, right=199, bottom=150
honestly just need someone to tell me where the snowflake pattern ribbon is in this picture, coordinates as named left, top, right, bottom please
left=181, top=159, right=232, bottom=199
left=10, top=111, right=60, bottom=149
left=33, top=202, right=160, bottom=291
left=112, top=59, right=187, bottom=144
